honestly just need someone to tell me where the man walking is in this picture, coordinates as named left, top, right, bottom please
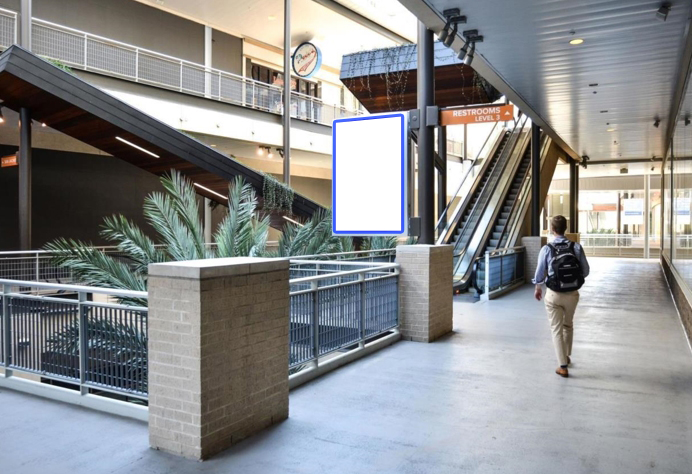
left=533, top=215, right=589, bottom=378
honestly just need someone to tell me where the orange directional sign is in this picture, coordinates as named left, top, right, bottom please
left=1, top=154, right=17, bottom=167
left=440, top=104, right=514, bottom=126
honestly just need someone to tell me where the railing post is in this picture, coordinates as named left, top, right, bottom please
left=78, top=290, right=88, bottom=395
left=2, top=283, right=12, bottom=376
left=485, top=251, right=490, bottom=296
left=359, top=272, right=366, bottom=348
left=35, top=253, right=39, bottom=282
left=312, top=279, right=319, bottom=368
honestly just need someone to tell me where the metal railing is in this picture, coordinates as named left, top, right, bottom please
left=288, top=260, right=399, bottom=368
left=0, top=258, right=399, bottom=400
left=474, top=246, right=526, bottom=299
left=293, top=248, right=396, bottom=263
left=0, top=9, right=362, bottom=127
left=1, top=279, right=148, bottom=401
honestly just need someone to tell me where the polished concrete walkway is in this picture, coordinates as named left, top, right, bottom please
left=1, top=258, right=691, bottom=473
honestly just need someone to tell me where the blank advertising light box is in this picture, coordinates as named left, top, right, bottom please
left=332, top=112, right=408, bottom=236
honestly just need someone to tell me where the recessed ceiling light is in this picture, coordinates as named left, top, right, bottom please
left=569, top=38, right=584, bottom=45
left=41, top=122, right=46, bottom=127
left=115, top=136, right=160, bottom=158
left=607, top=128, right=615, bottom=132
left=268, top=15, right=276, bottom=20
left=210, top=144, right=217, bottom=147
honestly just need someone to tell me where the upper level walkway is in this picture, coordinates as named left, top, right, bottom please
left=1, top=258, right=690, bottom=473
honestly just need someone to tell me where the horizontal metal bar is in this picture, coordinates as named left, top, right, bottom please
left=289, top=265, right=400, bottom=285
left=0, top=279, right=148, bottom=299
left=290, top=272, right=399, bottom=295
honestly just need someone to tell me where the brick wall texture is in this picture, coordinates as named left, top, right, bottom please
left=522, top=236, right=547, bottom=283
left=396, top=245, right=453, bottom=343
left=147, top=261, right=289, bottom=460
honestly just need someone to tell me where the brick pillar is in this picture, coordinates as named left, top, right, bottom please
left=522, top=236, right=547, bottom=283
left=147, top=257, right=290, bottom=460
left=565, top=233, right=580, bottom=244
left=396, top=245, right=453, bottom=342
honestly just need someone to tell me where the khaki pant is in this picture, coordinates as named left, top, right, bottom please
left=544, top=289, right=580, bottom=367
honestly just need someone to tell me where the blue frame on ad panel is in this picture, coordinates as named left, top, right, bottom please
left=332, top=112, right=408, bottom=236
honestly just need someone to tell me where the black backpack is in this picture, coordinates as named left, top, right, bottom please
left=545, top=241, right=584, bottom=292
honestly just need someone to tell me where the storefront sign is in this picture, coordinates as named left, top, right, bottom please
left=1, top=153, right=17, bottom=167
left=440, top=104, right=514, bottom=126
left=292, top=42, right=322, bottom=78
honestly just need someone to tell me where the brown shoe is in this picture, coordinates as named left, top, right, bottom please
left=555, top=367, right=569, bottom=378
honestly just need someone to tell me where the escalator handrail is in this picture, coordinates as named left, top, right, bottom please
left=452, top=115, right=529, bottom=260
left=435, top=121, right=502, bottom=237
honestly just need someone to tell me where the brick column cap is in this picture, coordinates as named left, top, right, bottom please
left=396, top=244, right=453, bottom=253
left=149, top=257, right=289, bottom=279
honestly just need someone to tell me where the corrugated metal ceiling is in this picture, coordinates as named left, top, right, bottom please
left=398, top=0, right=692, bottom=163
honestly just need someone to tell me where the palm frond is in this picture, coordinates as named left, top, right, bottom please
left=43, top=238, right=147, bottom=306
left=215, top=176, right=270, bottom=257
left=143, top=191, right=204, bottom=262
left=272, top=209, right=342, bottom=257
left=158, top=170, right=208, bottom=258
left=100, top=215, right=167, bottom=272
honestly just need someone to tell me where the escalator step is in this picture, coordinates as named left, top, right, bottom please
left=499, top=218, right=507, bottom=225
left=501, top=212, right=509, bottom=218
left=490, top=239, right=499, bottom=246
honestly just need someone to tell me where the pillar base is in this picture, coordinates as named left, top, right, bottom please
left=396, top=245, right=453, bottom=342
left=147, top=257, right=290, bottom=460
left=522, top=236, right=547, bottom=283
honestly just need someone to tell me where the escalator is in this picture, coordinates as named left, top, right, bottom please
left=441, top=116, right=532, bottom=291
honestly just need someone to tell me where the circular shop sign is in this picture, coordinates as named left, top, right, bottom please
left=292, top=42, right=322, bottom=78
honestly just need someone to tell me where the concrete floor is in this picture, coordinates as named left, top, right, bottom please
left=1, top=258, right=691, bottom=474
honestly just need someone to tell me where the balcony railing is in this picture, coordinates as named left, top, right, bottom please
left=0, top=258, right=400, bottom=401
left=0, top=8, right=363, bottom=127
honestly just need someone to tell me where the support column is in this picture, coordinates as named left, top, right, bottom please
left=644, top=173, right=650, bottom=259
left=396, top=245, right=453, bottom=342
left=417, top=22, right=435, bottom=244
left=531, top=122, right=541, bottom=236
left=282, top=0, right=291, bottom=185
left=147, top=257, right=290, bottom=460
left=20, top=0, right=31, bottom=50
left=437, top=125, right=447, bottom=228
left=569, top=160, right=577, bottom=233
left=574, top=163, right=579, bottom=233
left=204, top=25, right=212, bottom=99
left=19, top=107, right=31, bottom=250
left=522, top=236, right=548, bottom=283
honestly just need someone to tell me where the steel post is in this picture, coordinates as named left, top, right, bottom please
left=283, top=0, right=291, bottom=185
left=569, top=160, right=578, bottom=233
left=20, top=0, right=31, bottom=50
left=644, top=174, right=650, bottom=258
left=417, top=22, right=435, bottom=244
left=19, top=107, right=32, bottom=250
left=531, top=122, right=541, bottom=236
left=437, top=126, right=447, bottom=230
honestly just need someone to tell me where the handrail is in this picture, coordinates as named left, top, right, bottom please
left=16, top=16, right=365, bottom=121
left=0, top=278, right=148, bottom=299
left=435, top=122, right=504, bottom=242
left=452, top=115, right=528, bottom=260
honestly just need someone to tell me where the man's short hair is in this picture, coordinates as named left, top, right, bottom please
left=551, top=215, right=568, bottom=235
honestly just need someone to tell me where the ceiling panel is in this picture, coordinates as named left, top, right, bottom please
left=398, top=0, right=692, bottom=163
left=134, top=0, right=416, bottom=68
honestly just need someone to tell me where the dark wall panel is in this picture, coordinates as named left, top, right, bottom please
left=34, top=0, right=204, bottom=63
left=212, top=28, right=242, bottom=76
left=0, top=146, right=165, bottom=250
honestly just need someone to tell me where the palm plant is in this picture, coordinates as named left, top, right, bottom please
left=269, top=209, right=352, bottom=258
left=45, top=171, right=269, bottom=303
